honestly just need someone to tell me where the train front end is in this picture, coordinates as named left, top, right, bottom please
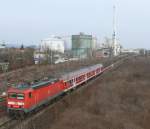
left=7, top=87, right=28, bottom=117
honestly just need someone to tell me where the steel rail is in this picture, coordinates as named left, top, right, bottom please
left=0, top=118, right=13, bottom=129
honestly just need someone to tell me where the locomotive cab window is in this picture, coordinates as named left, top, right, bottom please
left=17, top=93, right=24, bottom=100
left=8, top=93, right=17, bottom=98
left=29, top=92, right=32, bottom=98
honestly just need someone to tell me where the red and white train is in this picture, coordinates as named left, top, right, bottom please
left=7, top=63, right=112, bottom=116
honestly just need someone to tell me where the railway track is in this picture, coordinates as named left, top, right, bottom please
left=0, top=54, right=134, bottom=129
left=0, top=118, right=13, bottom=129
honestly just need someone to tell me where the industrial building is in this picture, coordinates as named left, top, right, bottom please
left=0, top=41, right=6, bottom=49
left=72, top=33, right=96, bottom=59
left=94, top=48, right=111, bottom=58
left=34, top=35, right=65, bottom=64
left=40, top=36, right=65, bottom=53
left=121, top=49, right=140, bottom=54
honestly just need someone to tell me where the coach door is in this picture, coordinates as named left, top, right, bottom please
left=28, top=92, right=33, bottom=107
left=28, top=91, right=37, bottom=109
left=69, top=79, right=74, bottom=87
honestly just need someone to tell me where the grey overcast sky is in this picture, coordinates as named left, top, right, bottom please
left=0, top=0, right=149, bottom=48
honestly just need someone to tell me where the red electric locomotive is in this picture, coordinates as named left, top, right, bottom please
left=7, top=78, right=66, bottom=116
left=7, top=64, right=103, bottom=117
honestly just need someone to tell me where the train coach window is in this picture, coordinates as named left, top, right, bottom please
left=29, top=92, right=32, bottom=98
left=8, top=93, right=17, bottom=98
left=17, top=94, right=24, bottom=100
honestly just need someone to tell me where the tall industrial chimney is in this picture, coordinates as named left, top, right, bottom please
left=112, top=5, right=117, bottom=56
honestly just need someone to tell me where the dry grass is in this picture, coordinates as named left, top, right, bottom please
left=19, top=56, right=150, bottom=129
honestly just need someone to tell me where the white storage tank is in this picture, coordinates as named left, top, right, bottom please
left=40, top=36, right=65, bottom=53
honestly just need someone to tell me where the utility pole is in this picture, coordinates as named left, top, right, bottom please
left=20, top=44, right=25, bottom=68
left=51, top=49, right=52, bottom=64
left=50, top=41, right=53, bottom=64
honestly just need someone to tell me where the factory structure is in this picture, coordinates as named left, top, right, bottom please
left=94, top=5, right=122, bottom=58
left=34, top=36, right=65, bottom=64
left=0, top=41, right=6, bottom=49
left=111, top=5, right=121, bottom=56
left=33, top=5, right=124, bottom=64
left=72, top=33, right=96, bottom=59
left=70, top=5, right=122, bottom=59
left=34, top=32, right=122, bottom=64
left=39, top=36, right=65, bottom=53
left=34, top=33, right=97, bottom=64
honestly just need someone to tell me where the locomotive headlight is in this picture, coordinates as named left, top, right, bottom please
left=8, top=101, right=15, bottom=105
left=8, top=101, right=24, bottom=106
left=18, top=102, right=24, bottom=106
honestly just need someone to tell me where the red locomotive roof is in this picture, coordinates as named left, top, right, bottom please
left=8, top=87, right=32, bottom=93
left=8, top=78, right=59, bottom=93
